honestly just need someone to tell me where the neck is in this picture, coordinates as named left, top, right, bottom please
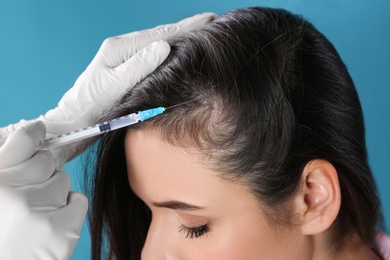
left=309, top=231, right=381, bottom=260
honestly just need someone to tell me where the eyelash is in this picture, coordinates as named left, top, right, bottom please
left=179, top=224, right=209, bottom=239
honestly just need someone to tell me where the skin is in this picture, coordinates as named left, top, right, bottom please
left=125, top=130, right=381, bottom=260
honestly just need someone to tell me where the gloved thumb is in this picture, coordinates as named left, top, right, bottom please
left=0, top=121, right=46, bottom=169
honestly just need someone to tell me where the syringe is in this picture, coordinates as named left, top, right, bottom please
left=39, top=107, right=165, bottom=149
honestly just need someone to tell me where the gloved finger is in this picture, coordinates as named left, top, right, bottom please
left=94, top=12, right=216, bottom=68
left=0, top=121, right=46, bottom=169
left=116, top=40, right=170, bottom=87
left=16, top=192, right=88, bottom=260
left=53, top=192, right=88, bottom=227
left=91, top=41, right=170, bottom=106
left=115, top=12, right=216, bottom=50
left=51, top=192, right=88, bottom=244
left=15, top=170, right=70, bottom=208
left=0, top=119, right=32, bottom=148
left=0, top=150, right=56, bottom=186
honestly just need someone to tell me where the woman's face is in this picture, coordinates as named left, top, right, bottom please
left=125, top=130, right=306, bottom=259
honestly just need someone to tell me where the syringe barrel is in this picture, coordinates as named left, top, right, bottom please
left=40, top=125, right=102, bottom=149
left=108, top=113, right=140, bottom=131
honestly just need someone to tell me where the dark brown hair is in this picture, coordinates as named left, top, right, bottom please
left=83, top=7, right=382, bottom=259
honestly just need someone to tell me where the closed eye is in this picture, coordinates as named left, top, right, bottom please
left=178, top=224, right=209, bottom=239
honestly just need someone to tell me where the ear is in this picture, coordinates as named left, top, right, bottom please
left=292, top=159, right=341, bottom=235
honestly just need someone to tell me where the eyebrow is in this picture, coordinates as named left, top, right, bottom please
left=152, top=200, right=205, bottom=211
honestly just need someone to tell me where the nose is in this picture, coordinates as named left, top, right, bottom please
left=141, top=216, right=180, bottom=260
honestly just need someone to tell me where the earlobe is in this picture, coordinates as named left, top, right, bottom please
left=293, top=160, right=341, bottom=235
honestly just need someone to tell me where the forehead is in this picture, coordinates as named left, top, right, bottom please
left=124, top=130, right=261, bottom=212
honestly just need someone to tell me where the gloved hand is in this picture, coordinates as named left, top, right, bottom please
left=0, top=121, right=88, bottom=259
left=0, top=12, right=215, bottom=166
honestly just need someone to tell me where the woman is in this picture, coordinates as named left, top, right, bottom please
left=85, top=7, right=388, bottom=259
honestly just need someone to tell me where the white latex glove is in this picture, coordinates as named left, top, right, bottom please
left=0, top=12, right=215, bottom=166
left=0, top=121, right=88, bottom=259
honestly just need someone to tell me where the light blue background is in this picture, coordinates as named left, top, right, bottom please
left=0, top=1, right=389, bottom=259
